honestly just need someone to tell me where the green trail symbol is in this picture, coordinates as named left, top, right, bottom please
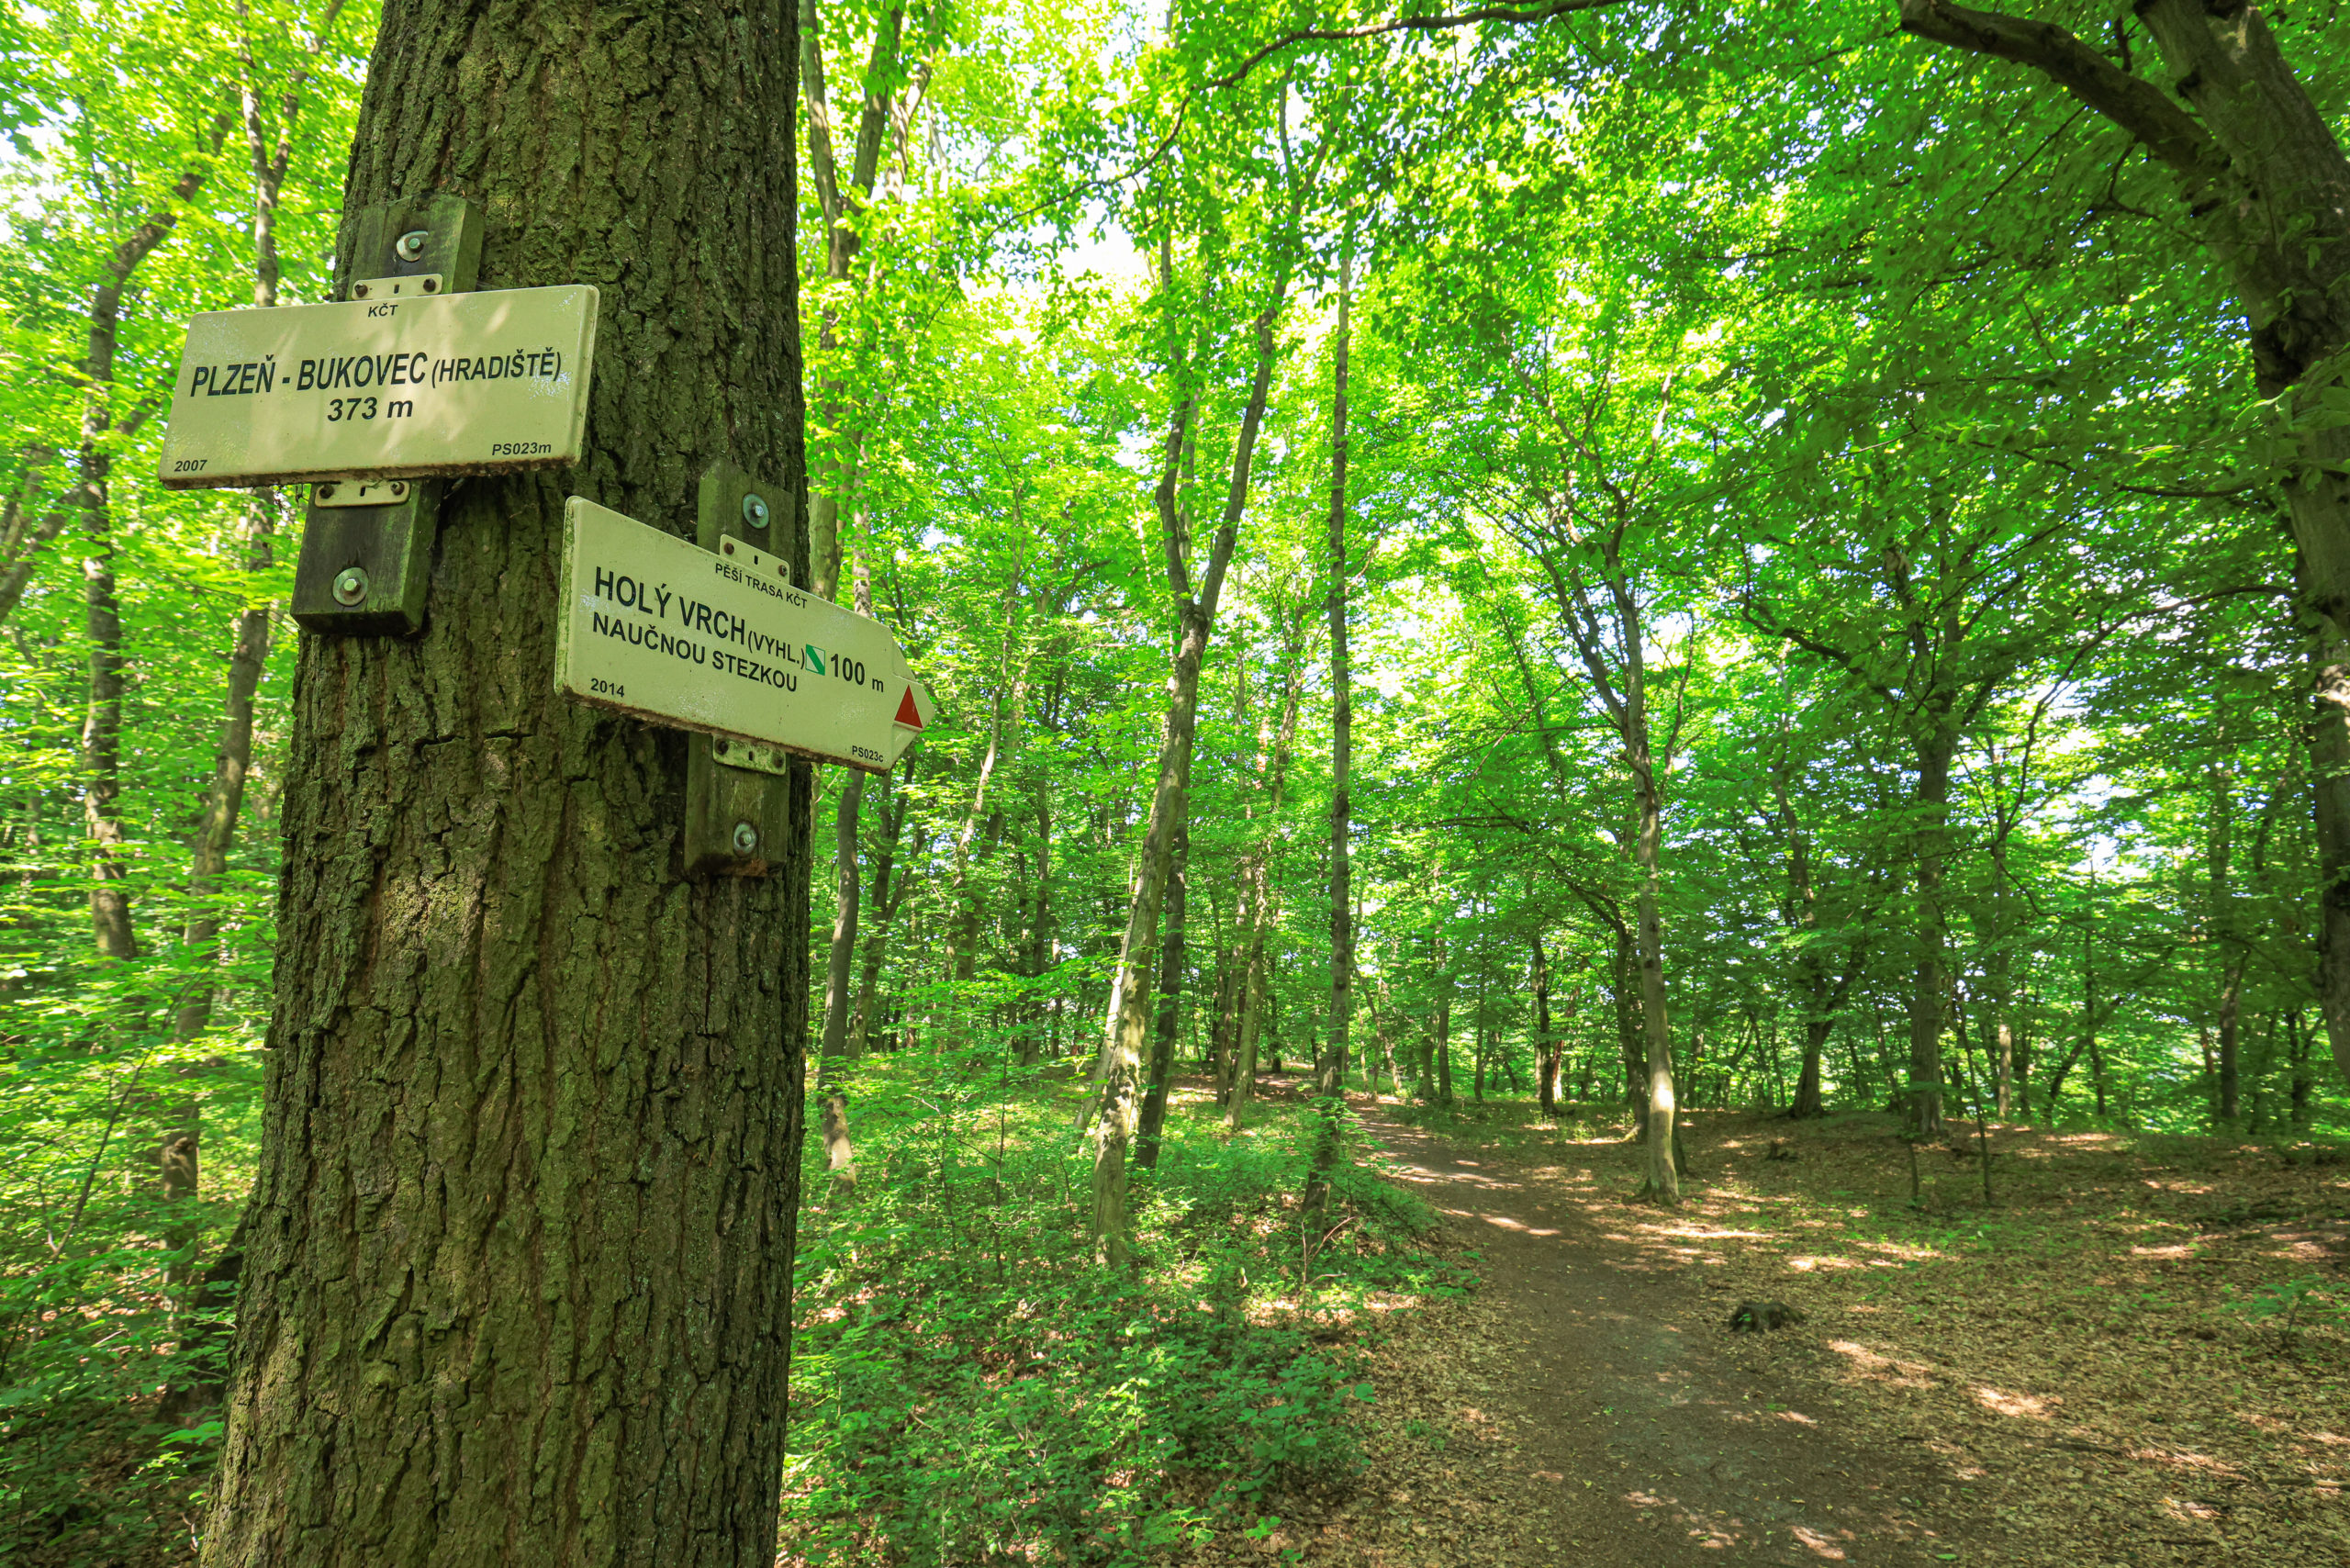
left=805, top=644, right=825, bottom=675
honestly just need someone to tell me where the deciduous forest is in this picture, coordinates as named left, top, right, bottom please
left=3, top=1, right=2346, bottom=1564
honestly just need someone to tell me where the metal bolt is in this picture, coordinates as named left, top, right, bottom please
left=395, top=230, right=430, bottom=263
left=731, top=821, right=759, bottom=855
left=722, top=540, right=735, bottom=555
left=332, top=567, right=370, bottom=606
left=316, top=482, right=338, bottom=501
left=420, top=276, right=440, bottom=293
left=388, top=480, right=408, bottom=499
left=352, top=283, right=371, bottom=299
left=714, top=738, right=731, bottom=755
left=741, top=494, right=769, bottom=529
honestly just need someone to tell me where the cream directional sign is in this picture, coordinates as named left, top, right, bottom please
left=157, top=286, right=599, bottom=489
left=555, top=498, right=934, bottom=772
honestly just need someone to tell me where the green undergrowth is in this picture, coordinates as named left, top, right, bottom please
left=779, top=1057, right=1469, bottom=1566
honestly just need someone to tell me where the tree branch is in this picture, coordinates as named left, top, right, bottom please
left=1896, top=0, right=2228, bottom=197
left=1202, top=1, right=1617, bottom=94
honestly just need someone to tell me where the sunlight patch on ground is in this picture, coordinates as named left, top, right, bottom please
left=1973, top=1384, right=2051, bottom=1418
left=1655, top=1224, right=1777, bottom=1240
left=1478, top=1214, right=1561, bottom=1236
left=1828, top=1339, right=1941, bottom=1389
left=1790, top=1523, right=1851, bottom=1559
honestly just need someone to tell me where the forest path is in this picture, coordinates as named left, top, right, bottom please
left=1348, top=1099, right=2011, bottom=1567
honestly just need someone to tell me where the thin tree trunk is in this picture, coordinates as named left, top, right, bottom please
left=1225, top=642, right=1305, bottom=1134
left=77, top=176, right=203, bottom=961
left=1433, top=973, right=1453, bottom=1106
left=1092, top=269, right=1288, bottom=1264
left=851, top=761, right=914, bottom=1055
left=818, top=549, right=880, bottom=1070
left=1133, top=801, right=1190, bottom=1170
left=2206, top=760, right=2241, bottom=1124
left=199, top=5, right=811, bottom=1559
left=1897, top=725, right=1957, bottom=1137
left=1532, top=934, right=1557, bottom=1116
left=1305, top=248, right=1354, bottom=1219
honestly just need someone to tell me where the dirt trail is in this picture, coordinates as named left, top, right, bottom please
left=1353, top=1101, right=2009, bottom=1566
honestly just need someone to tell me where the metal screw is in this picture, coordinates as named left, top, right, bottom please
left=332, top=567, right=370, bottom=606
left=731, top=821, right=759, bottom=855
left=741, top=494, right=769, bottom=529
left=420, top=277, right=440, bottom=293
left=395, top=230, right=430, bottom=263
left=352, top=283, right=371, bottom=299
left=316, top=482, right=338, bottom=501
left=722, top=541, right=735, bottom=555
left=388, top=480, right=408, bottom=499
left=714, top=738, right=731, bottom=755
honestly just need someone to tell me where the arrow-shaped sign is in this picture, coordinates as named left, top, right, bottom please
left=555, top=498, right=934, bottom=772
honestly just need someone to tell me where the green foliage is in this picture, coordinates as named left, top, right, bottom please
left=2221, top=1275, right=2350, bottom=1347
left=781, top=1051, right=1453, bottom=1564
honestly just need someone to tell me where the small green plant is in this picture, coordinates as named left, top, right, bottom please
left=2221, top=1275, right=2348, bottom=1346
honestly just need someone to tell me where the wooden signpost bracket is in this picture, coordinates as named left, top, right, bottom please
left=685, top=460, right=802, bottom=877
left=290, top=194, right=485, bottom=635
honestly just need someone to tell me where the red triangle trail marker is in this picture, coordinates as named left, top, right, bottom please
left=894, top=688, right=924, bottom=730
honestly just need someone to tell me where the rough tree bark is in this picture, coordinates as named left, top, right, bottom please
left=198, top=1, right=811, bottom=1562
left=1900, top=0, right=2350, bottom=1093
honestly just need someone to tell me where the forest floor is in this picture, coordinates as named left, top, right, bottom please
left=1201, top=1081, right=2349, bottom=1568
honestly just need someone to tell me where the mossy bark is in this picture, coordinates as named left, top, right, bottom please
left=199, top=1, right=810, bottom=1562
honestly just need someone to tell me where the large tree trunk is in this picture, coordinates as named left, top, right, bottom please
left=1899, top=0, right=2350, bottom=1093
left=199, top=1, right=811, bottom=1562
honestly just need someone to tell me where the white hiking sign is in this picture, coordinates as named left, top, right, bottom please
left=555, top=497, right=934, bottom=772
left=156, top=285, right=599, bottom=488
